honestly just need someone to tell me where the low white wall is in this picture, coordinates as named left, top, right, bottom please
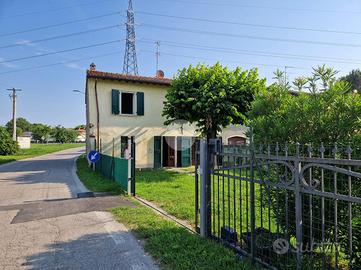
left=18, top=137, right=31, bottom=149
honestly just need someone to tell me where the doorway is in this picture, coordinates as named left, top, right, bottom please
left=162, top=136, right=176, bottom=167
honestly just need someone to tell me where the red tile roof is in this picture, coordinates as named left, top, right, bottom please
left=87, top=70, right=172, bottom=86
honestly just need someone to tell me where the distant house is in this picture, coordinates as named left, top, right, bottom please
left=75, top=128, right=86, bottom=143
left=85, top=64, right=247, bottom=169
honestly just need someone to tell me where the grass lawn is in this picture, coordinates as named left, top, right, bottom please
left=76, top=155, right=124, bottom=195
left=0, top=143, right=84, bottom=165
left=136, top=169, right=195, bottom=223
left=111, top=200, right=259, bottom=270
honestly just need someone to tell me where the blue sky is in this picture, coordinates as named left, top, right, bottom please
left=0, top=0, right=360, bottom=127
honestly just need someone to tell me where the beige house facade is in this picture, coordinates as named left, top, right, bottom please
left=85, top=66, right=247, bottom=168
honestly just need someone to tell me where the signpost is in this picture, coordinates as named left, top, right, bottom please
left=88, top=150, right=100, bottom=164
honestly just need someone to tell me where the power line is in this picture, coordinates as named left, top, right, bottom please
left=139, top=39, right=361, bottom=65
left=0, top=40, right=121, bottom=64
left=0, top=51, right=123, bottom=75
left=0, top=12, right=122, bottom=38
left=155, top=0, right=361, bottom=15
left=0, top=0, right=118, bottom=20
left=138, top=11, right=361, bottom=36
left=141, top=49, right=308, bottom=70
left=0, top=25, right=121, bottom=50
left=141, top=23, right=361, bottom=48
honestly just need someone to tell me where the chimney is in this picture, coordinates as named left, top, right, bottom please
left=89, top=63, right=96, bottom=71
left=156, top=70, right=165, bottom=78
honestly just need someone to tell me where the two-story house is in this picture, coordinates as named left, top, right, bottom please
left=85, top=64, right=247, bottom=169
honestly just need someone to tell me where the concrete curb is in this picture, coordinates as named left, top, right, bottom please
left=71, top=154, right=91, bottom=195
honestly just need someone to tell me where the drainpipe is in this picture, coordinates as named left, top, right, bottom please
left=95, top=79, right=100, bottom=151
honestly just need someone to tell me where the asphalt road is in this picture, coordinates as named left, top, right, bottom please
left=0, top=147, right=158, bottom=270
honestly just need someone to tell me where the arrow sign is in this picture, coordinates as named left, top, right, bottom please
left=88, top=150, right=100, bottom=163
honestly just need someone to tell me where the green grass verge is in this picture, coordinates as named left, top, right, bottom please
left=0, top=143, right=84, bottom=165
left=76, top=155, right=124, bottom=195
left=111, top=200, right=259, bottom=270
left=136, top=169, right=195, bottom=222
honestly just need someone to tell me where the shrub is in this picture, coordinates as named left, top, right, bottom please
left=0, top=127, right=18, bottom=155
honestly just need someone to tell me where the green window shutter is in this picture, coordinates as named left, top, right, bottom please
left=154, top=136, right=162, bottom=168
left=136, top=92, right=144, bottom=116
left=111, top=89, right=120, bottom=115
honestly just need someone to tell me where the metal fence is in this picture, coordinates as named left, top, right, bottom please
left=196, top=140, right=361, bottom=270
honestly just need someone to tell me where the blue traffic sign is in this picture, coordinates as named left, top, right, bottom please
left=88, top=151, right=100, bottom=163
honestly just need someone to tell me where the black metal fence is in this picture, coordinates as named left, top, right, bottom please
left=196, top=141, right=361, bottom=270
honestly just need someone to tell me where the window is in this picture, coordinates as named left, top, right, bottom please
left=121, top=92, right=135, bottom=115
left=111, top=90, right=144, bottom=116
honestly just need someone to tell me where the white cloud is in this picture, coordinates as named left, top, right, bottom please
left=15, top=39, right=36, bottom=47
left=63, top=62, right=83, bottom=70
left=0, top=57, right=17, bottom=68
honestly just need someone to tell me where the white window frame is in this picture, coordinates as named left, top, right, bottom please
left=119, top=91, right=137, bottom=116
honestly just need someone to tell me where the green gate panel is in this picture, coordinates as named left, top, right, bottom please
left=96, top=154, right=114, bottom=179
left=96, top=154, right=128, bottom=191
left=181, top=137, right=191, bottom=167
left=154, top=136, right=162, bottom=168
left=114, top=158, right=128, bottom=190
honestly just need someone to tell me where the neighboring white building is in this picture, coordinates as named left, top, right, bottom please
left=17, top=136, right=31, bottom=149
left=85, top=65, right=247, bottom=169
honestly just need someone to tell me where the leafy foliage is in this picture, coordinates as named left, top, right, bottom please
left=0, top=127, right=18, bottom=155
left=250, top=79, right=361, bottom=145
left=250, top=66, right=361, bottom=266
left=163, top=63, right=266, bottom=139
left=52, top=126, right=78, bottom=143
left=6, top=117, right=31, bottom=137
left=341, top=69, right=361, bottom=93
left=31, top=123, right=52, bottom=142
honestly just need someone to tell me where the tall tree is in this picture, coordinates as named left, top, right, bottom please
left=5, top=117, right=31, bottom=136
left=312, top=64, right=338, bottom=91
left=163, top=63, right=266, bottom=140
left=292, top=76, right=308, bottom=91
left=31, top=123, right=52, bottom=143
left=341, top=69, right=361, bottom=92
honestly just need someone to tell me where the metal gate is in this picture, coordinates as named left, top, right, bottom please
left=195, top=139, right=361, bottom=269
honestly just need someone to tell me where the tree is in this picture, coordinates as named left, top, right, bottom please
left=249, top=80, right=359, bottom=144
left=292, top=76, right=308, bottom=91
left=74, top=124, right=86, bottom=130
left=52, top=126, right=77, bottom=143
left=5, top=117, right=31, bottom=137
left=0, top=127, right=18, bottom=155
left=249, top=75, right=361, bottom=264
left=162, top=63, right=266, bottom=140
left=341, top=69, right=361, bottom=92
left=31, top=123, right=52, bottom=142
left=312, top=64, right=338, bottom=91
left=273, top=69, right=285, bottom=86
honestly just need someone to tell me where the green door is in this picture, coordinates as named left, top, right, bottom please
left=154, top=136, right=162, bottom=168
left=181, top=137, right=191, bottom=167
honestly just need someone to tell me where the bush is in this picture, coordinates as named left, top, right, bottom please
left=249, top=78, right=361, bottom=266
left=0, top=127, right=18, bottom=155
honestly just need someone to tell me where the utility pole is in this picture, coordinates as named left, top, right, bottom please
left=284, top=66, right=288, bottom=88
left=123, top=0, right=138, bottom=75
left=6, top=88, right=22, bottom=141
left=284, top=66, right=294, bottom=88
left=155, top=41, right=160, bottom=72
